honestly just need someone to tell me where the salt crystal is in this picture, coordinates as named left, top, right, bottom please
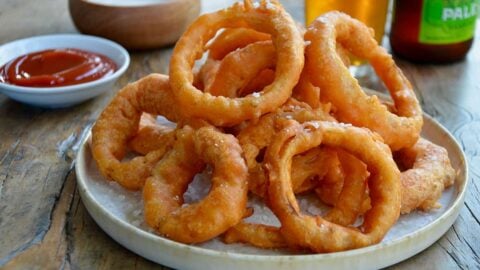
left=266, top=1, right=276, bottom=10
left=308, top=122, right=321, bottom=129
left=315, top=16, right=328, bottom=24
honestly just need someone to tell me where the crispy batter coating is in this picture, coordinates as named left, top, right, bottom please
left=304, top=12, right=423, bottom=150
left=169, top=0, right=304, bottom=126
left=223, top=222, right=288, bottom=249
left=128, top=113, right=175, bottom=155
left=267, top=120, right=401, bottom=252
left=205, top=41, right=276, bottom=97
left=396, top=138, right=456, bottom=214
left=207, top=27, right=270, bottom=61
left=144, top=126, right=248, bottom=243
left=237, top=99, right=335, bottom=197
left=323, top=150, right=369, bottom=226
left=90, top=0, right=453, bottom=253
left=223, top=148, right=369, bottom=249
left=91, top=74, right=180, bottom=190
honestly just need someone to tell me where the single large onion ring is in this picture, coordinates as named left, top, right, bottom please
left=304, top=12, right=423, bottom=150
left=223, top=148, right=369, bottom=250
left=396, top=138, right=456, bottom=214
left=91, top=74, right=180, bottom=190
left=266, top=120, right=401, bottom=252
left=169, top=0, right=304, bottom=126
left=143, top=125, right=248, bottom=243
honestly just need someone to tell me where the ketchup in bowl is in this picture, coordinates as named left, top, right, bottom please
left=0, top=48, right=117, bottom=87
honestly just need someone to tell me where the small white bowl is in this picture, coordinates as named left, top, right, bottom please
left=0, top=34, right=130, bottom=108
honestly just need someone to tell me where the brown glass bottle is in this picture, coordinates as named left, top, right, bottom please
left=390, top=0, right=476, bottom=63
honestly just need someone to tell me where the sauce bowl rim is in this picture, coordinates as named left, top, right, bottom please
left=0, top=34, right=130, bottom=94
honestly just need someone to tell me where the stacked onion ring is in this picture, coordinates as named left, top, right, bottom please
left=90, top=0, right=456, bottom=253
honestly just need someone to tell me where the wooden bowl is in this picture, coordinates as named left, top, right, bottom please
left=69, top=0, right=200, bottom=50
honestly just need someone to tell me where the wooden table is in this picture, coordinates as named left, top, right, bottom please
left=1, top=0, right=479, bottom=269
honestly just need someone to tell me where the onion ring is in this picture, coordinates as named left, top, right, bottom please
left=143, top=125, right=248, bottom=243
left=88, top=0, right=451, bottom=253
left=266, top=120, right=401, bottom=252
left=304, top=12, right=423, bottom=150
left=224, top=148, right=369, bottom=249
left=223, top=222, right=288, bottom=249
left=169, top=0, right=304, bottom=126
left=315, top=137, right=456, bottom=215
left=91, top=74, right=180, bottom=190
left=396, top=138, right=456, bottom=214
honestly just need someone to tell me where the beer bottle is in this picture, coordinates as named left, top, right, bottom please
left=390, top=0, right=478, bottom=63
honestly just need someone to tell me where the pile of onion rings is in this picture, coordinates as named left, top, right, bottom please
left=91, top=0, right=456, bottom=253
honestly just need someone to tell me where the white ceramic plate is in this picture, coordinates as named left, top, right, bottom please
left=75, top=113, right=468, bottom=270
left=0, top=34, right=129, bottom=108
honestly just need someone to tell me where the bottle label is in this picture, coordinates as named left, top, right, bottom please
left=419, top=0, right=479, bottom=44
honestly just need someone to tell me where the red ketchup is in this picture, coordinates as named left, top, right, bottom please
left=0, top=48, right=117, bottom=87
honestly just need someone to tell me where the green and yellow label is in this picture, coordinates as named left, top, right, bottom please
left=420, top=0, right=479, bottom=44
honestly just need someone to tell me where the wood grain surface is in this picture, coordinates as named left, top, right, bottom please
left=0, top=0, right=479, bottom=269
